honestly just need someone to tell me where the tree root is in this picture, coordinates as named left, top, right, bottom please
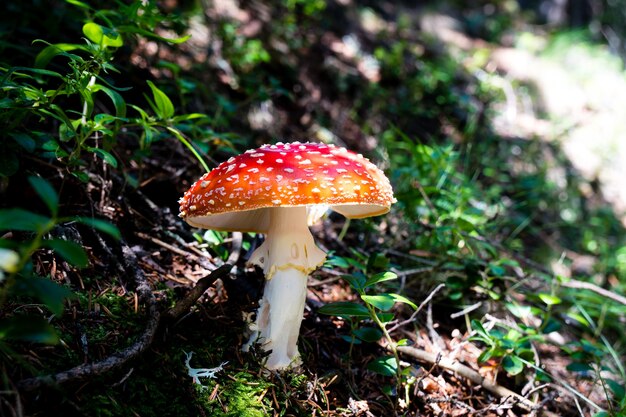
left=395, top=345, right=562, bottom=417
left=17, top=244, right=232, bottom=392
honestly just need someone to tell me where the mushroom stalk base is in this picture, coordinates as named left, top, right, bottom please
left=244, top=206, right=326, bottom=370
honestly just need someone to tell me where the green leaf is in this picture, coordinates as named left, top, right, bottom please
left=387, top=293, right=418, bottom=310
left=341, top=334, right=361, bottom=344
left=366, top=252, right=389, bottom=271
left=538, top=293, right=561, bottom=306
left=82, top=22, right=123, bottom=47
left=166, top=127, right=210, bottom=173
left=9, top=132, right=36, bottom=152
left=361, top=294, right=395, bottom=311
left=362, top=293, right=416, bottom=311
left=364, top=271, right=397, bottom=288
left=502, top=355, right=524, bottom=375
left=605, top=378, right=625, bottom=400
left=470, top=319, right=491, bottom=341
left=66, top=0, right=92, bottom=10
left=7, top=66, right=64, bottom=79
left=41, top=239, right=88, bottom=268
left=397, top=338, right=409, bottom=346
left=83, top=23, right=104, bottom=43
left=488, top=264, right=505, bottom=277
left=86, top=147, right=118, bottom=168
left=74, top=217, right=121, bottom=240
left=0, top=316, right=59, bottom=344
left=78, top=87, right=95, bottom=119
left=0, top=209, right=52, bottom=233
left=352, top=327, right=383, bottom=343
left=326, top=256, right=351, bottom=269
left=477, top=348, right=495, bottom=363
left=367, top=356, right=398, bottom=377
left=28, top=176, right=59, bottom=217
left=376, top=312, right=395, bottom=323
left=12, top=276, right=72, bottom=316
left=505, top=303, right=532, bottom=319
left=448, top=291, right=463, bottom=301
left=40, top=104, right=74, bottom=130
left=147, top=80, right=174, bottom=119
left=566, top=362, right=593, bottom=373
left=172, top=113, right=210, bottom=123
left=34, top=43, right=85, bottom=68
left=117, top=25, right=190, bottom=44
left=92, top=84, right=127, bottom=118
left=343, top=273, right=366, bottom=292
left=318, top=301, right=370, bottom=318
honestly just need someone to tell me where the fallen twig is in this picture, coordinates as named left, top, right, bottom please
left=18, top=250, right=232, bottom=391
left=18, top=245, right=159, bottom=391
left=466, top=232, right=626, bottom=306
left=165, top=263, right=233, bottom=321
left=561, top=279, right=626, bottom=306
left=387, top=284, right=445, bottom=333
left=395, top=345, right=561, bottom=417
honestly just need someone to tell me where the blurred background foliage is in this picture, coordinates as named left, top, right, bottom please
left=1, top=0, right=626, bottom=416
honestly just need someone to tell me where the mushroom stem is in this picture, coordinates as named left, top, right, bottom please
left=245, top=206, right=327, bottom=370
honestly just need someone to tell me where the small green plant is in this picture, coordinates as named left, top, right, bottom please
left=1, top=2, right=213, bottom=181
left=0, top=176, right=119, bottom=344
left=469, top=319, right=536, bottom=377
left=319, top=253, right=416, bottom=404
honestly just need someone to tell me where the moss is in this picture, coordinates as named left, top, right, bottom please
left=197, top=371, right=274, bottom=417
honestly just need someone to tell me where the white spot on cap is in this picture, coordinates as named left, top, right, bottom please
left=312, top=188, right=321, bottom=193
left=299, top=159, right=311, bottom=165
left=200, top=181, right=209, bottom=188
left=284, top=168, right=294, bottom=173
left=272, top=199, right=282, bottom=205
left=239, top=163, right=247, bottom=168
left=257, top=159, right=264, bottom=164
left=276, top=159, right=284, bottom=163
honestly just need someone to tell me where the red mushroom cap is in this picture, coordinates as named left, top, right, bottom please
left=179, top=142, right=396, bottom=232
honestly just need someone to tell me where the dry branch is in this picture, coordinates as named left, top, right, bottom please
left=165, top=263, right=233, bottom=321
left=395, top=345, right=561, bottom=417
left=561, top=279, right=626, bottom=306
left=18, top=245, right=158, bottom=391
left=17, top=248, right=232, bottom=391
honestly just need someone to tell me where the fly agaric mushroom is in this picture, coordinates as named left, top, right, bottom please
left=179, top=141, right=395, bottom=370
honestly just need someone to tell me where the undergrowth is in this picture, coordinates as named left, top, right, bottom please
left=0, top=1, right=625, bottom=416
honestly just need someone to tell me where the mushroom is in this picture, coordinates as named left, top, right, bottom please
left=179, top=141, right=395, bottom=370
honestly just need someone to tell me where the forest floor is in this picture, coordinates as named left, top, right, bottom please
left=2, top=1, right=626, bottom=417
